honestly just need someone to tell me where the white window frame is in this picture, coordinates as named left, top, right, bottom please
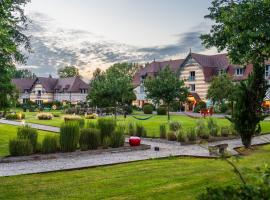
left=235, top=68, right=244, bottom=76
left=189, top=84, right=195, bottom=92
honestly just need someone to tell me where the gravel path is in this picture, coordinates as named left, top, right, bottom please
left=0, top=119, right=270, bottom=177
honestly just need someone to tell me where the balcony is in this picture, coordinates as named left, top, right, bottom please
left=188, top=76, right=196, bottom=81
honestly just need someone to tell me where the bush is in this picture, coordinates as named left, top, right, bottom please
left=85, top=113, right=98, bottom=119
left=37, top=112, right=53, bottom=120
left=60, top=122, right=80, bottom=152
left=110, top=128, right=125, bottom=148
left=42, top=135, right=59, bottom=154
left=194, top=101, right=207, bottom=113
left=221, top=126, right=231, bottom=137
left=187, top=128, right=197, bottom=141
left=207, top=118, right=219, bottom=137
left=86, top=121, right=97, bottom=129
left=143, top=104, right=153, bottom=114
left=97, top=118, right=116, bottom=140
left=159, top=124, right=167, bottom=139
left=63, top=115, right=85, bottom=128
left=167, top=131, right=177, bottom=141
left=53, top=113, right=60, bottom=117
left=79, top=128, right=100, bottom=150
left=177, top=130, right=187, bottom=143
left=157, top=106, right=167, bottom=115
left=9, top=139, right=33, bottom=156
left=195, top=119, right=209, bottom=139
left=17, top=125, right=38, bottom=152
left=5, top=112, right=25, bottom=120
left=230, top=124, right=239, bottom=136
left=169, top=121, right=181, bottom=132
left=136, top=124, right=147, bottom=137
left=102, top=136, right=111, bottom=149
left=128, top=122, right=136, bottom=136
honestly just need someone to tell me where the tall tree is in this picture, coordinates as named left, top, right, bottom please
left=58, top=66, right=80, bottom=78
left=144, top=66, right=188, bottom=120
left=0, top=0, right=30, bottom=110
left=12, top=69, right=36, bottom=79
left=88, top=63, right=137, bottom=118
left=201, top=0, right=270, bottom=148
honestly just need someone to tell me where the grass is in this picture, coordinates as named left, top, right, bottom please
left=0, top=145, right=270, bottom=199
left=0, top=124, right=56, bottom=157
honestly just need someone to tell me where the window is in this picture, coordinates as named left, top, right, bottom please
left=189, top=71, right=196, bottom=81
left=140, top=86, right=145, bottom=93
left=37, top=90, right=41, bottom=96
left=23, top=98, right=29, bottom=104
left=80, top=89, right=87, bottom=94
left=24, top=89, right=29, bottom=93
left=235, top=68, right=244, bottom=76
left=218, top=69, right=225, bottom=75
left=189, top=84, right=195, bottom=92
left=266, top=65, right=270, bottom=77
left=35, top=100, right=43, bottom=105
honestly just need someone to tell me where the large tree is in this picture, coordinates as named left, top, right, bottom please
left=0, top=0, right=30, bottom=110
left=58, top=66, right=80, bottom=78
left=12, top=69, right=36, bottom=79
left=88, top=63, right=137, bottom=118
left=144, top=66, right=188, bottom=120
left=201, top=0, right=270, bottom=148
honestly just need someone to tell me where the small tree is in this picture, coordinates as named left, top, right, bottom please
left=144, top=66, right=188, bottom=120
left=58, top=66, right=80, bottom=78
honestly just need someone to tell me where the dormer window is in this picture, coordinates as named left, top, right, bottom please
left=235, top=68, right=244, bottom=76
left=80, top=89, right=87, bottom=94
left=24, top=89, right=29, bottom=93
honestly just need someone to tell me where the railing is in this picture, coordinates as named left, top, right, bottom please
left=188, top=76, right=196, bottom=81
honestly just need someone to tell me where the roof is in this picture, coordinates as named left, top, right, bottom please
left=12, top=76, right=88, bottom=93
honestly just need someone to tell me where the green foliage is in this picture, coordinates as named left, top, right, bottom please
left=97, top=118, right=116, bottom=140
left=142, top=104, right=153, bottom=114
left=110, top=127, right=125, bottom=148
left=167, top=131, right=177, bottom=141
left=58, top=66, right=80, bottom=78
left=102, top=136, right=111, bottom=149
left=177, top=130, right=187, bottom=143
left=169, top=121, right=181, bottom=132
left=194, top=101, right=206, bottom=113
left=79, top=128, right=100, bottom=150
left=195, top=120, right=209, bottom=139
left=187, top=128, right=197, bottom=142
left=159, top=124, right=167, bottom=139
left=9, top=139, right=33, bottom=156
left=5, top=113, right=25, bottom=120
left=156, top=106, right=167, bottom=115
left=128, top=122, right=136, bottom=136
left=17, top=125, right=38, bottom=152
left=144, top=66, right=188, bottom=120
left=220, top=126, right=231, bottom=137
left=86, top=121, right=97, bottom=129
left=64, top=115, right=85, bottom=128
left=41, top=135, right=59, bottom=154
left=37, top=112, right=53, bottom=120
left=207, top=118, right=219, bottom=137
left=12, top=69, right=36, bottom=79
left=136, top=124, right=147, bottom=137
left=60, top=122, right=80, bottom=152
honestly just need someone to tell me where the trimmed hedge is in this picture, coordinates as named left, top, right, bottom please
left=42, top=135, right=59, bottom=154
left=60, top=122, right=80, bottom=152
left=9, top=139, right=33, bottom=156
left=17, top=125, right=38, bottom=152
left=79, top=128, right=100, bottom=150
left=157, top=106, right=167, bottom=115
left=143, top=104, right=153, bottom=114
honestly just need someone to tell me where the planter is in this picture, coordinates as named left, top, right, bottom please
left=129, top=136, right=141, bottom=146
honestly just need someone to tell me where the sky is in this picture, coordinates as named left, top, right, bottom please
left=21, top=0, right=216, bottom=79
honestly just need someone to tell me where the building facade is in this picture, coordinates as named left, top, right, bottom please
left=12, top=76, right=89, bottom=105
left=133, top=52, right=270, bottom=110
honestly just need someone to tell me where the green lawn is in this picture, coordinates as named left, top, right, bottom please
left=0, top=124, right=56, bottom=157
left=0, top=145, right=270, bottom=199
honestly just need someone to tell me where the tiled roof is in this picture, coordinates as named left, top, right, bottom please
left=11, top=78, right=35, bottom=92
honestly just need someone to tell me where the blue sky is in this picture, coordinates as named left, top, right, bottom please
left=23, top=0, right=215, bottom=78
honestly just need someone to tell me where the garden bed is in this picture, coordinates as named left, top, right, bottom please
left=0, top=143, right=151, bottom=163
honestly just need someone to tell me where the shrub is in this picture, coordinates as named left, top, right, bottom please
left=136, top=124, right=147, bottom=137
left=97, top=118, right=116, bottom=140
left=177, top=130, right=187, bottom=143
left=230, top=124, right=239, bottom=136
left=60, top=122, right=80, bottom=152
left=157, top=106, right=167, bottom=115
left=17, top=125, right=38, bottom=152
left=187, top=128, right=197, bottom=141
left=85, top=113, right=98, bottom=119
left=53, top=113, right=60, bottom=117
left=143, top=104, right=153, bottom=114
left=63, top=115, right=85, bottom=128
left=102, top=136, right=111, bottom=149
left=110, top=128, right=125, bottom=148
left=207, top=118, right=219, bottom=137
left=79, top=128, right=100, bottom=150
left=194, top=101, right=207, bottom=113
left=195, top=119, right=209, bottom=139
left=159, top=124, right=167, bottom=139
left=86, top=121, right=97, bottom=129
left=167, top=131, right=177, bottom=141
left=128, top=122, right=136, bottom=136
left=5, top=112, right=25, bottom=120
left=42, top=135, right=59, bottom=154
left=9, top=139, right=33, bottom=156
left=169, top=121, right=181, bottom=132
left=37, top=112, right=53, bottom=120
left=221, top=126, right=231, bottom=137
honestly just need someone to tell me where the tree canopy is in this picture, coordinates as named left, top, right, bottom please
left=12, top=69, right=36, bottom=79
left=144, top=66, right=188, bottom=120
left=58, top=66, right=80, bottom=78
left=0, top=0, right=30, bottom=110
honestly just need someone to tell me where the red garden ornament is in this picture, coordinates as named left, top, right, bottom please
left=129, top=136, right=141, bottom=146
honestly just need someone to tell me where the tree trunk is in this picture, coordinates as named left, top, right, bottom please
left=241, top=133, right=252, bottom=149
left=167, top=104, right=170, bottom=121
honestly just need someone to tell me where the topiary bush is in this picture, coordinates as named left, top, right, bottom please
left=187, top=128, right=197, bottom=141
left=63, top=115, right=85, bottom=128
left=9, top=139, right=33, bottom=156
left=97, top=118, right=116, bottom=140
left=60, top=122, right=80, bottom=152
left=195, top=119, right=209, bottom=139
left=136, top=124, right=147, bottom=137
left=41, top=135, right=59, bottom=154
left=157, top=106, right=167, bottom=115
left=37, top=112, right=53, bottom=120
left=110, top=126, right=125, bottom=148
left=79, top=128, right=100, bottom=150
left=207, top=118, right=219, bottom=137
left=159, top=124, right=167, bottom=139
left=17, top=125, right=38, bottom=152
left=167, top=131, right=177, bottom=141
left=221, top=126, right=231, bottom=137
left=143, top=104, right=153, bottom=114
